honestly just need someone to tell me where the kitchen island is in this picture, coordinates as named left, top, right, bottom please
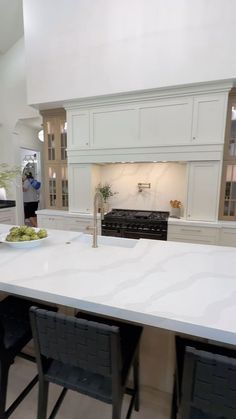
left=0, top=224, right=236, bottom=346
left=1, top=223, right=236, bottom=414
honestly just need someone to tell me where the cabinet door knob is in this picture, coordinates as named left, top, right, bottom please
left=193, top=136, right=196, bottom=140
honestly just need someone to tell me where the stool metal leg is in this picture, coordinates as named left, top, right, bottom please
left=171, top=375, right=178, bottom=419
left=112, top=402, right=122, bottom=419
left=0, top=362, right=10, bottom=419
left=37, top=380, right=49, bottom=419
left=133, top=352, right=140, bottom=411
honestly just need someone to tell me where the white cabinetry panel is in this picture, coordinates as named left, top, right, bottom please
left=192, top=93, right=227, bottom=144
left=66, top=85, right=230, bottom=158
left=37, top=215, right=65, bottom=230
left=37, top=212, right=99, bottom=235
left=68, top=164, right=93, bottom=212
left=91, top=107, right=138, bottom=149
left=68, top=111, right=89, bottom=148
left=168, top=224, right=218, bottom=245
left=0, top=208, right=15, bottom=225
left=219, top=228, right=236, bottom=247
left=139, top=97, right=193, bottom=146
left=187, top=161, right=221, bottom=221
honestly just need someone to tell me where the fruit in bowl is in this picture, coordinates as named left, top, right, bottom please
left=6, top=226, right=48, bottom=242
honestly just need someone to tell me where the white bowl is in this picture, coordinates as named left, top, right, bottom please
left=0, top=230, right=48, bottom=249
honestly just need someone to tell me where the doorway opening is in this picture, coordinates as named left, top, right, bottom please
left=21, top=148, right=42, bottom=226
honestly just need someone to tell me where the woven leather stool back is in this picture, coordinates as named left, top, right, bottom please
left=31, top=307, right=121, bottom=376
left=30, top=306, right=142, bottom=419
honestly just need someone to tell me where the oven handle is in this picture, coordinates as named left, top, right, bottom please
left=123, top=231, right=167, bottom=240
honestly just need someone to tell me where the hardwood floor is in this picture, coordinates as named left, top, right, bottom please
left=7, top=357, right=172, bottom=419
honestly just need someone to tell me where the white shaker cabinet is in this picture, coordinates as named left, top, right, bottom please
left=66, top=87, right=229, bottom=153
left=191, top=93, right=227, bottom=144
left=186, top=161, right=221, bottom=221
left=67, top=110, right=90, bottom=149
left=90, top=106, right=138, bottom=149
left=168, top=224, right=218, bottom=245
left=66, top=218, right=96, bottom=234
left=37, top=215, right=65, bottom=230
left=139, top=93, right=227, bottom=148
left=218, top=227, right=236, bottom=247
left=139, top=97, right=193, bottom=146
left=0, top=208, right=16, bottom=225
left=37, top=210, right=100, bottom=235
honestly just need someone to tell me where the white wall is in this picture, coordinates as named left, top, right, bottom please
left=23, top=0, right=236, bottom=106
left=100, top=162, right=187, bottom=213
left=0, top=38, right=39, bottom=164
left=0, top=38, right=42, bottom=223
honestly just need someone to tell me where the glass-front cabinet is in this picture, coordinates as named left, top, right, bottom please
left=219, top=90, right=236, bottom=219
left=41, top=109, right=68, bottom=210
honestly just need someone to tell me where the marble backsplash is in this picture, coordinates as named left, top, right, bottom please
left=99, top=162, right=187, bottom=214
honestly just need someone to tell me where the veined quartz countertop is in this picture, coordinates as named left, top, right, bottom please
left=36, top=209, right=95, bottom=218
left=168, top=217, right=236, bottom=228
left=0, top=224, right=236, bottom=346
left=37, top=209, right=236, bottom=228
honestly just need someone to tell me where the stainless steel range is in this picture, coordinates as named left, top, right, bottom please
left=102, top=208, right=169, bottom=241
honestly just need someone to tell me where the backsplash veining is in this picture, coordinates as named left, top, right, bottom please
left=100, top=162, right=187, bottom=212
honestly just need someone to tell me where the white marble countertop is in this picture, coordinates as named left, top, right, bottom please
left=37, top=209, right=236, bottom=229
left=36, top=209, right=95, bottom=219
left=168, top=217, right=236, bottom=228
left=1, top=224, right=236, bottom=346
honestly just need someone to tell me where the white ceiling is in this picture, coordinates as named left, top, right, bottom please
left=0, top=0, right=23, bottom=55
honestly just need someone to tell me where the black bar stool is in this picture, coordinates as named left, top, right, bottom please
left=0, top=295, right=56, bottom=418
left=30, top=307, right=143, bottom=419
left=172, top=336, right=236, bottom=419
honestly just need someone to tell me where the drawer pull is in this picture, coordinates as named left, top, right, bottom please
left=180, top=228, right=201, bottom=233
left=86, top=226, right=94, bottom=231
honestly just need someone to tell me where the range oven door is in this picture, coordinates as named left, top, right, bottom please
left=102, top=224, right=167, bottom=241
left=101, top=228, right=122, bottom=237
left=123, top=231, right=166, bottom=240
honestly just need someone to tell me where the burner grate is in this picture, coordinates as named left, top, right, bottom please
left=105, top=208, right=169, bottom=221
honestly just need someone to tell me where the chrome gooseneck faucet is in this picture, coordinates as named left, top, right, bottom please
left=92, top=191, right=104, bottom=248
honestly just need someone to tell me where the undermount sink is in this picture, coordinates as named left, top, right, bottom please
left=76, top=234, right=138, bottom=248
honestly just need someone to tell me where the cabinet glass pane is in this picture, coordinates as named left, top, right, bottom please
left=61, top=166, right=68, bottom=208
left=223, top=164, right=236, bottom=216
left=43, top=111, right=67, bottom=210
left=228, top=105, right=236, bottom=156
left=60, top=121, right=67, bottom=160
left=47, top=121, right=56, bottom=160
left=48, top=167, right=57, bottom=207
